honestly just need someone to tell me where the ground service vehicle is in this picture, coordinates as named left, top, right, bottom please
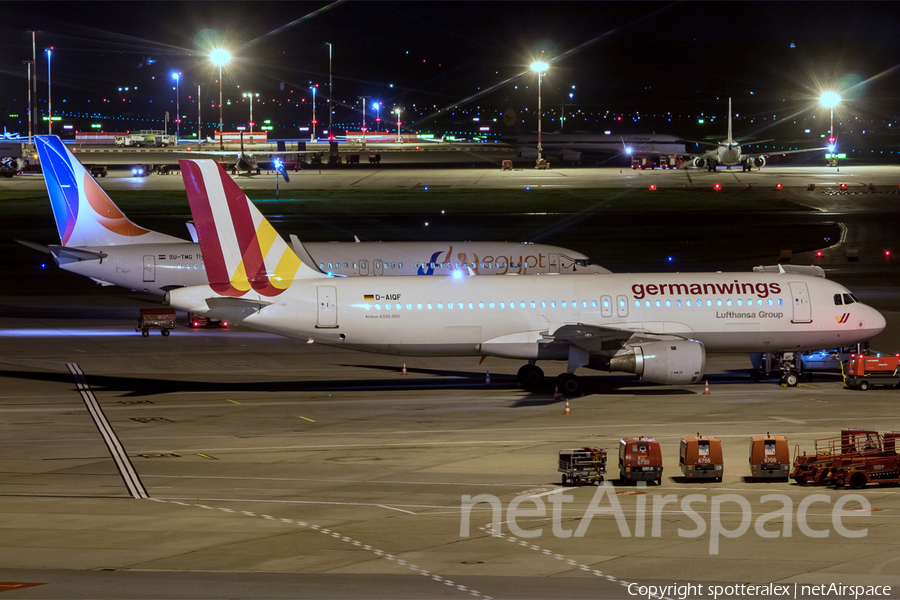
left=618, top=437, right=663, bottom=484
left=791, top=429, right=881, bottom=484
left=830, top=432, right=900, bottom=489
left=679, top=435, right=724, bottom=480
left=558, top=447, right=607, bottom=486
left=115, top=131, right=176, bottom=147
left=749, top=434, right=790, bottom=480
left=845, top=353, right=900, bottom=390
left=137, top=308, right=176, bottom=337
left=630, top=156, right=654, bottom=169
left=188, top=312, right=228, bottom=329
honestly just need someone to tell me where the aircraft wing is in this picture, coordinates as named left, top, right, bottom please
left=544, top=323, right=688, bottom=354
left=742, top=146, right=827, bottom=160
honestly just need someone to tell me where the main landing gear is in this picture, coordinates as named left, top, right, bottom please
left=517, top=364, right=583, bottom=396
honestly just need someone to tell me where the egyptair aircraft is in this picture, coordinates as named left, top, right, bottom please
left=17, top=136, right=607, bottom=295
left=166, top=158, right=885, bottom=394
left=685, top=98, right=825, bottom=171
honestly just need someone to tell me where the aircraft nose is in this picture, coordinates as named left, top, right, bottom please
left=870, top=306, right=887, bottom=334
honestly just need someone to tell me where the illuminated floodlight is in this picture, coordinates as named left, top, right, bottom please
left=828, top=144, right=836, bottom=153
left=209, top=48, right=232, bottom=66
left=625, top=147, right=633, bottom=155
left=820, top=91, right=841, bottom=108
left=530, top=61, right=549, bottom=73
left=171, top=72, right=179, bottom=81
left=453, top=270, right=463, bottom=280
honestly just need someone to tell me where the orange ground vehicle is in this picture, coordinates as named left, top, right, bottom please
left=845, top=353, right=900, bottom=390
left=679, top=435, right=724, bottom=480
left=829, top=432, right=900, bottom=488
left=791, top=429, right=881, bottom=484
left=748, top=434, right=790, bottom=480
left=618, top=437, right=663, bottom=484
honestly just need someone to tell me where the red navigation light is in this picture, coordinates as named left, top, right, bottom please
left=222, top=322, right=229, bottom=328
left=816, top=251, right=822, bottom=258
left=649, top=184, right=657, bottom=191
left=840, top=183, right=848, bottom=190
left=713, top=183, right=721, bottom=191
left=775, top=183, right=783, bottom=190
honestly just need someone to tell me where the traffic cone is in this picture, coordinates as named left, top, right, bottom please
left=564, top=399, right=571, bottom=415
left=553, top=385, right=562, bottom=401
left=401, top=362, right=407, bottom=375
left=703, top=380, right=710, bottom=395
left=485, top=371, right=491, bottom=386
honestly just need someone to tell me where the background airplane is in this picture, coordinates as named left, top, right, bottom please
left=167, top=158, right=885, bottom=394
left=684, top=98, right=825, bottom=171
left=18, top=136, right=608, bottom=296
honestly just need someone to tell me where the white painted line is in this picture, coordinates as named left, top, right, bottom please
left=66, top=363, right=148, bottom=499
left=528, top=488, right=567, bottom=498
left=378, top=504, right=417, bottom=514
left=770, top=416, right=808, bottom=424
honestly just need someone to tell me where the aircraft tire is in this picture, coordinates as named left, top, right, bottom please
left=783, top=373, right=799, bottom=387
left=557, top=373, right=581, bottom=397
left=517, top=364, right=544, bottom=389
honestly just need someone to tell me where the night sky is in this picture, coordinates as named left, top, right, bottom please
left=2, top=1, right=899, bottom=141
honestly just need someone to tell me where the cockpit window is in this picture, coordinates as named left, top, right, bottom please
left=834, top=294, right=843, bottom=306
left=575, top=259, right=591, bottom=267
left=843, top=293, right=856, bottom=305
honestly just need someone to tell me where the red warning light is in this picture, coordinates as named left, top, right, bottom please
left=713, top=183, right=722, bottom=191
left=816, top=251, right=822, bottom=258
left=649, top=184, right=657, bottom=191
left=840, top=183, right=848, bottom=190
left=886, top=250, right=892, bottom=258
left=775, top=183, right=783, bottom=190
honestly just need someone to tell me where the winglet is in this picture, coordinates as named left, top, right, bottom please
left=179, top=159, right=325, bottom=298
left=34, top=135, right=182, bottom=247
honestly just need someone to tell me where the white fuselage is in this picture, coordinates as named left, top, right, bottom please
left=168, top=272, right=884, bottom=360
left=55, top=241, right=606, bottom=294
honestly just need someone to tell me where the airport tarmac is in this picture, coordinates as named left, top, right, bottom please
left=2, top=165, right=900, bottom=599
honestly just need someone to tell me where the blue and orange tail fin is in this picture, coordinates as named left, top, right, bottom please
left=34, top=135, right=182, bottom=247
left=179, top=159, right=324, bottom=297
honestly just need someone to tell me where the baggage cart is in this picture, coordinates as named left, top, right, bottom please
left=137, top=308, right=176, bottom=337
left=558, top=447, right=606, bottom=486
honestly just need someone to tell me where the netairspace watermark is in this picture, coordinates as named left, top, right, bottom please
left=460, top=481, right=871, bottom=555
left=626, top=583, right=891, bottom=600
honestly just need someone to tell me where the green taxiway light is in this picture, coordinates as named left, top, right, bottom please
left=697, top=119, right=705, bottom=124
left=42, top=116, right=62, bottom=121
left=263, top=120, right=271, bottom=124
left=91, top=124, right=102, bottom=129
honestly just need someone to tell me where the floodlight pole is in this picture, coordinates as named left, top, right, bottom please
left=23, top=61, right=33, bottom=147
left=359, top=96, right=369, bottom=147
left=46, top=48, right=51, bottom=135
left=218, top=64, right=224, bottom=149
left=326, top=42, right=332, bottom=138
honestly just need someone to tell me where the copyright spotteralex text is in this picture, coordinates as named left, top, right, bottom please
left=627, top=582, right=893, bottom=600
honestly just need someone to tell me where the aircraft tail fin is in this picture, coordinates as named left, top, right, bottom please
left=179, top=159, right=325, bottom=298
left=727, top=98, right=733, bottom=143
left=34, top=135, right=182, bottom=247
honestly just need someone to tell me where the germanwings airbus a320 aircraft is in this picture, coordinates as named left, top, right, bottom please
left=18, top=136, right=608, bottom=295
left=166, top=159, right=885, bottom=394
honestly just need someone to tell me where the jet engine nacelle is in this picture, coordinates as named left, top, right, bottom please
left=752, top=156, right=766, bottom=168
left=693, top=157, right=707, bottom=169
left=608, top=340, right=706, bottom=384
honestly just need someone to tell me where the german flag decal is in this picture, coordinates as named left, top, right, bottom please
left=364, top=294, right=375, bottom=301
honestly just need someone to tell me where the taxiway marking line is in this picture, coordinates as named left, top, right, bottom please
left=149, top=498, right=489, bottom=599
left=66, top=363, right=148, bottom=500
